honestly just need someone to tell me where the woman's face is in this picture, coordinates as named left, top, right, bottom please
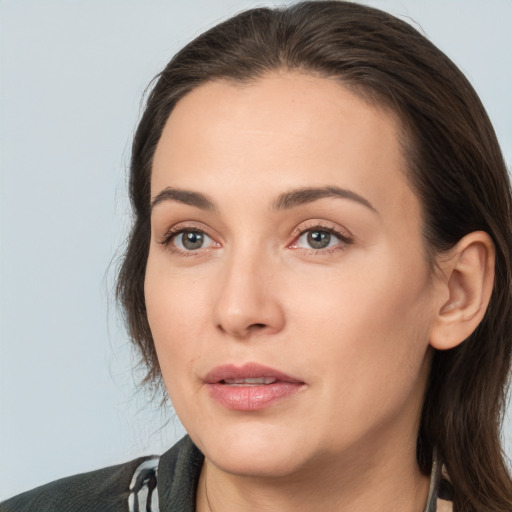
left=145, top=72, right=442, bottom=477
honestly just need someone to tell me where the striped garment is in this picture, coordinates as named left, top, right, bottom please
left=129, top=457, right=160, bottom=512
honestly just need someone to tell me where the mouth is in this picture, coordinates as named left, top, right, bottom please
left=220, top=377, right=279, bottom=386
left=204, top=363, right=305, bottom=411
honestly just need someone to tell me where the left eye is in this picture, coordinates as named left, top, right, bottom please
left=172, top=230, right=215, bottom=251
left=296, top=229, right=342, bottom=250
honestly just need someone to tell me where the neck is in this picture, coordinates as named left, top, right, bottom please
left=196, top=437, right=430, bottom=512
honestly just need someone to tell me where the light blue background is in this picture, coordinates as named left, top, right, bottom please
left=1, top=0, right=511, bottom=500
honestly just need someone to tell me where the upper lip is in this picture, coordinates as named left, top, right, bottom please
left=204, top=363, right=304, bottom=384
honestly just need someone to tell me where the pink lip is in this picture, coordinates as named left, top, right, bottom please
left=204, top=363, right=305, bottom=411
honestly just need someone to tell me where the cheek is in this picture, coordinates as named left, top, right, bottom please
left=144, top=255, right=212, bottom=392
left=289, top=247, right=433, bottom=340
left=287, top=253, right=434, bottom=401
left=145, top=245, right=212, bottom=331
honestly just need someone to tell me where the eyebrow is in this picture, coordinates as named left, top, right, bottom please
left=151, top=187, right=216, bottom=211
left=272, top=186, right=377, bottom=213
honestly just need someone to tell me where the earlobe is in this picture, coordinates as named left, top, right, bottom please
left=429, top=231, right=495, bottom=351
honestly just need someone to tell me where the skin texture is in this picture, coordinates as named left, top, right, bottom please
left=144, top=73, right=493, bottom=511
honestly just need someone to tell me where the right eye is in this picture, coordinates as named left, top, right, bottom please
left=170, top=230, right=216, bottom=251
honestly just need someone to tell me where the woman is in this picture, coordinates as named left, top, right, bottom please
left=3, top=1, right=511, bottom=511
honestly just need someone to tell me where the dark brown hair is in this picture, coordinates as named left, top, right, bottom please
left=117, top=2, right=512, bottom=510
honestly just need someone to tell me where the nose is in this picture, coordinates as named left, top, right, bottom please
left=212, top=248, right=286, bottom=340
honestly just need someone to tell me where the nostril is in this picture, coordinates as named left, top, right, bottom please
left=250, top=323, right=267, bottom=330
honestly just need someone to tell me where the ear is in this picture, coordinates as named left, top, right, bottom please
left=429, top=231, right=495, bottom=351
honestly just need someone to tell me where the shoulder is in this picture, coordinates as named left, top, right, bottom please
left=0, top=456, right=155, bottom=512
left=0, top=436, right=203, bottom=512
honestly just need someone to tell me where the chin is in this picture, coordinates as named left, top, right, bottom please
left=191, top=420, right=312, bottom=478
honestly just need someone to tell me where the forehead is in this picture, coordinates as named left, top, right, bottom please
left=151, top=72, right=419, bottom=228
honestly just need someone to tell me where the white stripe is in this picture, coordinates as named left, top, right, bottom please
left=129, top=456, right=160, bottom=512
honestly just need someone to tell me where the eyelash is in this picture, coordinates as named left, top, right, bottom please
left=159, top=222, right=354, bottom=256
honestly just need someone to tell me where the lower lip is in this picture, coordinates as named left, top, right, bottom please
left=206, top=382, right=304, bottom=411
